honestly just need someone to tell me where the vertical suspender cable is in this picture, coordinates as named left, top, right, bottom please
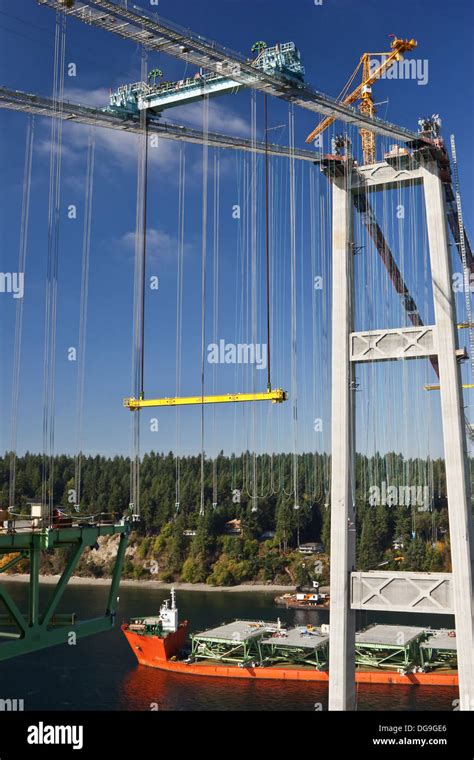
left=451, top=135, right=474, bottom=381
left=262, top=96, right=273, bottom=496
left=130, top=49, right=148, bottom=518
left=241, top=157, right=250, bottom=496
left=74, top=130, right=95, bottom=510
left=200, top=96, right=210, bottom=517
left=232, top=152, right=244, bottom=491
left=289, top=104, right=299, bottom=509
left=309, top=167, right=317, bottom=498
left=232, top=152, right=243, bottom=491
left=264, top=94, right=272, bottom=393
left=449, top=136, right=474, bottom=444
left=250, top=90, right=258, bottom=510
left=299, top=165, right=309, bottom=495
left=140, top=119, right=149, bottom=403
left=9, top=117, right=35, bottom=510
left=212, top=151, right=220, bottom=508
left=42, top=11, right=66, bottom=522
left=175, top=146, right=186, bottom=513
left=269, top=159, right=278, bottom=494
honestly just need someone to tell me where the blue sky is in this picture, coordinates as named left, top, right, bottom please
left=0, top=0, right=472, bottom=463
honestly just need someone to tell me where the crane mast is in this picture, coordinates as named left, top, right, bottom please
left=306, top=36, right=418, bottom=164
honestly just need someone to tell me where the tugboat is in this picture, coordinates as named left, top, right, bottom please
left=275, top=582, right=330, bottom=610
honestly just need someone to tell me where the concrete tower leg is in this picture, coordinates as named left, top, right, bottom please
left=328, top=172, right=357, bottom=711
left=422, top=161, right=474, bottom=711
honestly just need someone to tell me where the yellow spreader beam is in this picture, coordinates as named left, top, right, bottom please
left=424, top=384, right=474, bottom=391
left=124, top=389, right=288, bottom=410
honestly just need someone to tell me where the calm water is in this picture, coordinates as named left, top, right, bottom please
left=0, top=581, right=457, bottom=711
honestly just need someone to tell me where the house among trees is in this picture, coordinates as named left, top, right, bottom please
left=224, top=519, right=242, bottom=536
left=298, top=542, right=324, bottom=555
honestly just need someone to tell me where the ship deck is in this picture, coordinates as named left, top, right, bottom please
left=420, top=632, right=457, bottom=651
left=261, top=627, right=329, bottom=650
left=356, top=624, right=426, bottom=647
left=193, top=620, right=280, bottom=643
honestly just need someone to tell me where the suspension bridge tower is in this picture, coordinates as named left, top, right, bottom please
left=324, top=129, right=474, bottom=711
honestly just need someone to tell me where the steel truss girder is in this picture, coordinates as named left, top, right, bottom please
left=191, top=637, right=256, bottom=664
left=0, top=524, right=128, bottom=661
left=355, top=640, right=419, bottom=671
left=0, top=86, right=316, bottom=161
left=37, top=0, right=419, bottom=144
left=351, top=571, right=454, bottom=614
left=260, top=647, right=326, bottom=668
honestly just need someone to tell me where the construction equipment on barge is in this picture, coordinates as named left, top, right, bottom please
left=275, top=585, right=330, bottom=610
left=122, top=591, right=459, bottom=686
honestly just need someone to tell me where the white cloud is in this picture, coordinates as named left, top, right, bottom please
left=64, top=87, right=111, bottom=109
left=35, top=92, right=250, bottom=192
left=163, top=99, right=250, bottom=137
left=37, top=120, right=179, bottom=173
left=118, top=228, right=193, bottom=263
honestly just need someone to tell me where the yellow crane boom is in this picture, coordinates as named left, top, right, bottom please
left=424, top=385, right=474, bottom=392
left=124, top=389, right=288, bottom=410
left=306, top=35, right=417, bottom=164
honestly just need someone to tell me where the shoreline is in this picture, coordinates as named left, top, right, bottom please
left=0, top=574, right=296, bottom=594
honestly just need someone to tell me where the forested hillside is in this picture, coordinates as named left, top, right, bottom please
left=0, top=451, right=457, bottom=585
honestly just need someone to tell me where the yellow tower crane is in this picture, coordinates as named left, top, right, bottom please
left=305, top=35, right=418, bottom=165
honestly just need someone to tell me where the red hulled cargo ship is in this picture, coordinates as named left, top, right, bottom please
left=122, top=590, right=458, bottom=687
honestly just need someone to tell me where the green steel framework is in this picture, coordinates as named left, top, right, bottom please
left=258, top=640, right=329, bottom=669
left=420, top=643, right=457, bottom=671
left=0, top=522, right=129, bottom=661
left=191, top=633, right=263, bottom=665
left=191, top=629, right=329, bottom=669
left=354, top=633, right=426, bottom=673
